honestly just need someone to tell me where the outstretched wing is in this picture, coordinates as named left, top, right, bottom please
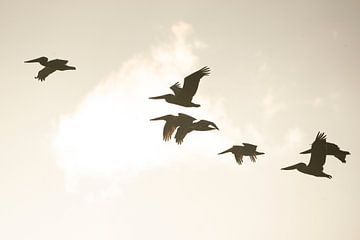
left=179, top=66, right=210, bottom=101
left=35, top=67, right=56, bottom=81
left=174, top=126, right=192, bottom=144
left=307, top=132, right=327, bottom=171
left=242, top=143, right=257, bottom=151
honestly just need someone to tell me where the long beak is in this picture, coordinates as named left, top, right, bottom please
left=149, top=94, right=167, bottom=100
left=24, top=58, right=40, bottom=63
left=300, top=149, right=311, bottom=154
left=150, top=116, right=165, bottom=121
left=218, top=148, right=232, bottom=155
left=255, top=151, right=264, bottom=155
left=281, top=164, right=299, bottom=170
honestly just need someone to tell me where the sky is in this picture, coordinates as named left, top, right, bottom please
left=1, top=0, right=360, bottom=239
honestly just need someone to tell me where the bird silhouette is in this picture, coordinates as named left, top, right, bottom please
left=218, top=144, right=264, bottom=165
left=150, top=113, right=196, bottom=141
left=149, top=66, right=210, bottom=107
left=25, top=56, right=76, bottom=81
left=150, top=113, right=218, bottom=144
left=281, top=132, right=348, bottom=179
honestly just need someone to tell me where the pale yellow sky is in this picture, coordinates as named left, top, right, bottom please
left=1, top=0, right=360, bottom=239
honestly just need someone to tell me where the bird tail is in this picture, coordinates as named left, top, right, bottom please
left=334, top=150, right=350, bottom=163
left=66, top=66, right=76, bottom=70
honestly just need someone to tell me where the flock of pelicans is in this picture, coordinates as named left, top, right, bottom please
left=25, top=57, right=351, bottom=179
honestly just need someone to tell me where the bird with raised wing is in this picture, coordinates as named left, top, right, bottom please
left=149, top=66, right=210, bottom=107
left=218, top=143, right=264, bottom=165
left=281, top=132, right=348, bottom=179
left=25, top=56, right=76, bottom=81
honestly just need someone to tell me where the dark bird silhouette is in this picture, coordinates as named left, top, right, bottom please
left=150, top=113, right=218, bottom=144
left=25, top=56, right=76, bottom=81
left=218, top=144, right=264, bottom=165
left=174, top=119, right=219, bottom=144
left=150, top=113, right=196, bottom=141
left=149, top=66, right=210, bottom=107
left=281, top=132, right=348, bottom=179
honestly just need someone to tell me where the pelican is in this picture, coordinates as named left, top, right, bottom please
left=150, top=113, right=196, bottom=141
left=281, top=132, right=347, bottom=179
left=174, top=119, right=219, bottom=144
left=25, top=56, right=76, bottom=81
left=149, top=66, right=210, bottom=107
left=218, top=144, right=264, bottom=165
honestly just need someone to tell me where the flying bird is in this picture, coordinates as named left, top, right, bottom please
left=281, top=132, right=349, bottom=179
left=150, top=113, right=218, bottom=144
left=174, top=119, right=219, bottom=144
left=218, top=143, right=264, bottom=165
left=149, top=66, right=210, bottom=107
left=25, top=56, right=76, bottom=81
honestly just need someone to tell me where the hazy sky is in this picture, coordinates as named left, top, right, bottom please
left=1, top=0, right=360, bottom=239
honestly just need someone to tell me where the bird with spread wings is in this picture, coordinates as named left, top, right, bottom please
left=149, top=66, right=210, bottom=107
left=25, top=56, right=76, bottom=81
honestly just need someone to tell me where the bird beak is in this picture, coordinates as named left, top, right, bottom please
left=256, top=152, right=264, bottom=155
left=24, top=57, right=42, bottom=63
left=281, top=164, right=298, bottom=170
left=24, top=59, right=38, bottom=63
left=218, top=149, right=231, bottom=155
left=150, top=116, right=164, bottom=121
left=300, top=149, right=311, bottom=154
left=149, top=95, right=167, bottom=100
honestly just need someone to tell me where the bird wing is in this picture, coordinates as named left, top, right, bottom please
left=179, top=66, right=210, bottom=100
left=307, top=132, right=327, bottom=171
left=234, top=153, right=243, bottom=165
left=170, top=82, right=182, bottom=95
left=174, top=126, right=192, bottom=144
left=242, top=143, right=257, bottom=151
left=35, top=67, right=56, bottom=81
left=163, top=121, right=178, bottom=141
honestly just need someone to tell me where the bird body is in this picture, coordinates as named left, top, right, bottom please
left=25, top=56, right=76, bottom=81
left=149, top=66, right=210, bottom=107
left=218, top=143, right=264, bottom=165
